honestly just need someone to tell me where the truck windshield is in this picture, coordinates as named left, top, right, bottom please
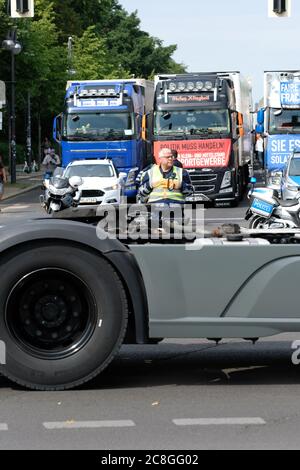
left=154, top=110, right=230, bottom=136
left=269, top=109, right=300, bottom=134
left=63, top=113, right=134, bottom=141
left=288, top=155, right=300, bottom=176
left=65, top=164, right=115, bottom=178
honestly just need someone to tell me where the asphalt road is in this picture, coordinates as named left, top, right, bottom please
left=0, top=187, right=249, bottom=228
left=0, top=338, right=300, bottom=450
left=1, top=189, right=299, bottom=450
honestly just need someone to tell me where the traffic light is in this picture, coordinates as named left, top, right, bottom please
left=10, top=0, right=34, bottom=17
left=273, top=0, right=286, bottom=13
left=268, top=0, right=291, bottom=17
left=16, top=0, right=29, bottom=13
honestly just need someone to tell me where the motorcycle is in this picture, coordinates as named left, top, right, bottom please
left=40, top=175, right=83, bottom=214
left=245, top=177, right=300, bottom=229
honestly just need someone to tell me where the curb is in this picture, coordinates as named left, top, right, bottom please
left=2, top=182, right=42, bottom=201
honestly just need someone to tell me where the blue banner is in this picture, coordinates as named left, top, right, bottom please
left=266, top=134, right=300, bottom=171
left=280, top=82, right=300, bottom=106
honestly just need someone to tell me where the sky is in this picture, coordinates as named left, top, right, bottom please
left=120, top=0, right=300, bottom=104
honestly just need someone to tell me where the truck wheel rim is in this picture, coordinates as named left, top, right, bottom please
left=5, top=268, right=97, bottom=359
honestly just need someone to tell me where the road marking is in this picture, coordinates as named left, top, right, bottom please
left=0, top=424, right=8, bottom=431
left=204, top=217, right=245, bottom=221
left=43, top=420, right=135, bottom=429
left=1, top=205, right=29, bottom=211
left=173, top=418, right=266, bottom=426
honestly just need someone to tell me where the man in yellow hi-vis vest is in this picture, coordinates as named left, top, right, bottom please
left=138, top=148, right=193, bottom=204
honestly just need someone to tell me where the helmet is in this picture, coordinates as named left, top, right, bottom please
left=69, top=176, right=83, bottom=189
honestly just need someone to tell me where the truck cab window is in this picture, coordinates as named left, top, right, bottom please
left=154, top=110, right=230, bottom=135
left=63, top=113, right=135, bottom=141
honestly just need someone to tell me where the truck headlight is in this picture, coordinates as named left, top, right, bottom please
left=286, top=183, right=298, bottom=191
left=221, top=171, right=232, bottom=188
left=269, top=171, right=282, bottom=186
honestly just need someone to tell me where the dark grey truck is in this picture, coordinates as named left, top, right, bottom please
left=0, top=215, right=300, bottom=390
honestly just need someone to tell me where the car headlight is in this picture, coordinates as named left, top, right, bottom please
left=104, top=184, right=119, bottom=191
left=221, top=171, right=232, bottom=188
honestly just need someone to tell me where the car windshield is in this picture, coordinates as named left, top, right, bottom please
left=65, top=164, right=115, bottom=178
left=269, top=109, right=300, bottom=134
left=288, top=156, right=300, bottom=176
left=63, top=112, right=134, bottom=141
left=154, top=109, right=230, bottom=135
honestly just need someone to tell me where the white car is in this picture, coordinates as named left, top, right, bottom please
left=63, top=159, right=125, bottom=206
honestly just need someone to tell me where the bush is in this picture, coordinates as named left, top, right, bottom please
left=0, top=141, right=30, bottom=165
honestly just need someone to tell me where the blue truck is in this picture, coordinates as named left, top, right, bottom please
left=53, top=79, right=154, bottom=198
left=256, top=71, right=300, bottom=189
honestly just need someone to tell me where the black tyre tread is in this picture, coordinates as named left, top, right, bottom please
left=249, top=215, right=265, bottom=229
left=0, top=250, right=129, bottom=391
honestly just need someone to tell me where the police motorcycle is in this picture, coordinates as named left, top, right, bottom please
left=245, top=177, right=300, bottom=229
left=40, top=174, right=83, bottom=214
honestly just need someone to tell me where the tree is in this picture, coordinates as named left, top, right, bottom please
left=51, top=0, right=185, bottom=77
left=0, top=0, right=185, bottom=155
left=71, top=26, right=129, bottom=81
left=105, top=10, right=185, bottom=77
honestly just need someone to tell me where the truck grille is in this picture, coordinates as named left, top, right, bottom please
left=188, top=172, right=217, bottom=194
left=81, top=190, right=104, bottom=198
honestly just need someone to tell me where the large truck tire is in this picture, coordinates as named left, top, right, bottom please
left=0, top=243, right=128, bottom=390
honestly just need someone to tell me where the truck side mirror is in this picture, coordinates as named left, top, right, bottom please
left=255, top=124, right=264, bottom=134
left=53, top=114, right=62, bottom=142
left=237, top=112, right=245, bottom=136
left=142, top=114, right=147, bottom=141
left=257, top=108, right=265, bottom=125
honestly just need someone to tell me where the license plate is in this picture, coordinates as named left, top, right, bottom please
left=80, top=198, right=98, bottom=204
left=251, top=198, right=274, bottom=217
left=186, top=195, right=208, bottom=202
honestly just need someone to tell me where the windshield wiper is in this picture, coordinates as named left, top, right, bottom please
left=66, top=135, right=94, bottom=141
left=157, top=130, right=189, bottom=139
left=190, top=128, right=229, bottom=138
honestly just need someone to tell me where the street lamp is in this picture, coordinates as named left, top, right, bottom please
left=2, top=28, right=22, bottom=184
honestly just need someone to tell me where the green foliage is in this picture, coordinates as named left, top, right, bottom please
left=0, top=0, right=185, bottom=150
left=71, top=26, right=129, bottom=80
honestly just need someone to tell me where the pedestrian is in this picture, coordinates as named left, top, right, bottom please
left=0, top=154, right=7, bottom=211
left=255, top=133, right=264, bottom=169
left=171, top=149, right=183, bottom=168
left=138, top=147, right=193, bottom=204
left=42, top=148, right=60, bottom=178
left=42, top=137, right=52, bottom=160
